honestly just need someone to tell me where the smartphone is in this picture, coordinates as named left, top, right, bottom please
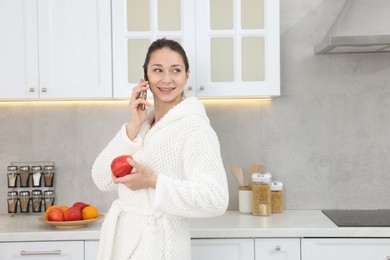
left=140, top=74, right=148, bottom=111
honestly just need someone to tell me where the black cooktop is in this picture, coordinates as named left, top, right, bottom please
left=322, top=209, right=390, bottom=227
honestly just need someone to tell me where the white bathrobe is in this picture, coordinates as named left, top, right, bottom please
left=92, top=97, right=229, bottom=260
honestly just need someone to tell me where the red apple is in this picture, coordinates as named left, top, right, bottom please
left=64, top=206, right=82, bottom=221
left=73, top=201, right=89, bottom=211
left=111, top=155, right=133, bottom=177
left=47, top=208, right=65, bottom=221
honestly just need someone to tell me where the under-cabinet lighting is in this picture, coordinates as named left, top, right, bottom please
left=0, top=96, right=274, bottom=106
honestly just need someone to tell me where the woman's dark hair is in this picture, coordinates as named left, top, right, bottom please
left=143, top=38, right=189, bottom=80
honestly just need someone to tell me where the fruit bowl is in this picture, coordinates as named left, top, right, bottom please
left=39, top=214, right=104, bottom=229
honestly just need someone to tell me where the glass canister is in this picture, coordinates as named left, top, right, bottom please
left=19, top=191, right=31, bottom=213
left=44, top=190, right=55, bottom=211
left=43, top=165, right=55, bottom=187
left=19, top=166, right=31, bottom=187
left=31, top=166, right=43, bottom=187
left=32, top=190, right=43, bottom=213
left=252, top=173, right=272, bottom=216
left=7, top=166, right=19, bottom=188
left=271, top=181, right=284, bottom=213
left=7, top=191, right=19, bottom=214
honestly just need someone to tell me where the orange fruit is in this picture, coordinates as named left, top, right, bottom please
left=82, top=205, right=99, bottom=220
left=59, top=205, right=69, bottom=212
left=45, top=205, right=59, bottom=217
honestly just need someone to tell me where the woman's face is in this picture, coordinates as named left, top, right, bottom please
left=146, top=47, right=189, bottom=106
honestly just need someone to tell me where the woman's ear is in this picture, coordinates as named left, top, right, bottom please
left=186, top=69, right=190, bottom=79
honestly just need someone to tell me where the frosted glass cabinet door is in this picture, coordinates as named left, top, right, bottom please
left=112, top=0, right=196, bottom=98
left=196, top=0, right=280, bottom=97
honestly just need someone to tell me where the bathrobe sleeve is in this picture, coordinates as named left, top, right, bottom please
left=153, top=126, right=229, bottom=218
left=91, top=123, right=143, bottom=192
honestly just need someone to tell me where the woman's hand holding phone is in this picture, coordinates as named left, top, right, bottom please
left=126, top=79, right=150, bottom=140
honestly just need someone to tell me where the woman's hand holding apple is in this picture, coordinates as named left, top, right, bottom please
left=112, top=157, right=157, bottom=190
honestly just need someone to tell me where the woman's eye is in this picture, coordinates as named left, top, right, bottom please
left=172, top=68, right=181, bottom=73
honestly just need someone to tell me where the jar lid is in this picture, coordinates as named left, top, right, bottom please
left=44, top=165, right=54, bottom=170
left=31, top=166, right=42, bottom=171
left=8, top=191, right=18, bottom=196
left=7, top=166, right=18, bottom=171
left=19, top=191, right=30, bottom=196
left=44, top=190, right=55, bottom=196
left=20, top=166, right=30, bottom=171
left=252, top=172, right=272, bottom=183
left=271, top=181, right=283, bottom=191
left=32, top=190, right=43, bottom=195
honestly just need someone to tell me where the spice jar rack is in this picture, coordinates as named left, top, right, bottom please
left=6, top=160, right=56, bottom=215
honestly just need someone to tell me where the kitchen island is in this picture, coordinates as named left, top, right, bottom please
left=1, top=210, right=390, bottom=260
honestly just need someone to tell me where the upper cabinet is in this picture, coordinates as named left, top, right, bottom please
left=112, top=0, right=280, bottom=99
left=0, top=0, right=112, bottom=99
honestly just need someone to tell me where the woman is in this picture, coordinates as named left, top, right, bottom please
left=92, top=38, right=229, bottom=260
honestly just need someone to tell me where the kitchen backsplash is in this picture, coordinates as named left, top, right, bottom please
left=1, top=0, right=390, bottom=214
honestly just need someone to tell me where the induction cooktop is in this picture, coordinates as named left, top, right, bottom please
left=322, top=209, right=390, bottom=227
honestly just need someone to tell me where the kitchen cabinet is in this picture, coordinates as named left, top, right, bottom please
left=301, top=238, right=390, bottom=260
left=84, top=240, right=99, bottom=260
left=0, top=241, right=84, bottom=260
left=255, top=238, right=301, bottom=260
left=191, top=238, right=255, bottom=260
left=0, top=0, right=112, bottom=100
left=112, top=0, right=280, bottom=98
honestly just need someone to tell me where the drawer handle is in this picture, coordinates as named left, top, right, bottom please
left=20, top=249, right=61, bottom=255
left=275, top=245, right=281, bottom=251
left=29, top=87, right=35, bottom=93
left=41, top=88, right=47, bottom=93
left=188, top=86, right=193, bottom=91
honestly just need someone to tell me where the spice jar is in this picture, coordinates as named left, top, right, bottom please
left=271, top=181, right=284, bottom=214
left=7, top=166, right=19, bottom=188
left=19, top=191, right=31, bottom=213
left=43, top=165, right=55, bottom=187
left=252, top=173, right=272, bottom=216
left=7, top=191, right=19, bottom=214
left=239, top=186, right=253, bottom=214
left=44, top=190, right=55, bottom=211
left=31, top=166, right=42, bottom=187
left=31, top=190, right=43, bottom=213
left=19, top=166, right=31, bottom=187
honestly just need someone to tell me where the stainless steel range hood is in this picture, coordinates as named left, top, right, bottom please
left=314, top=0, right=390, bottom=54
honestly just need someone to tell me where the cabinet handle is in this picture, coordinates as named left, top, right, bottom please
left=29, top=87, right=35, bottom=93
left=199, top=86, right=205, bottom=91
left=275, top=245, right=281, bottom=251
left=188, top=86, right=193, bottom=91
left=20, top=249, right=61, bottom=255
left=41, top=88, right=47, bottom=93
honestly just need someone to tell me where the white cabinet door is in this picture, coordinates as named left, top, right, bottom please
left=0, top=241, right=84, bottom=260
left=112, top=0, right=280, bottom=99
left=302, top=238, right=390, bottom=260
left=37, top=0, right=112, bottom=98
left=85, top=240, right=99, bottom=260
left=0, top=0, right=39, bottom=98
left=191, top=238, right=254, bottom=260
left=255, top=238, right=300, bottom=260
left=0, top=0, right=112, bottom=99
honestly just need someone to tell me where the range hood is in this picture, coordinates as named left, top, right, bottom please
left=314, top=0, right=390, bottom=54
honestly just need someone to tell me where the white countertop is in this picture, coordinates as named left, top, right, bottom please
left=1, top=210, right=390, bottom=242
